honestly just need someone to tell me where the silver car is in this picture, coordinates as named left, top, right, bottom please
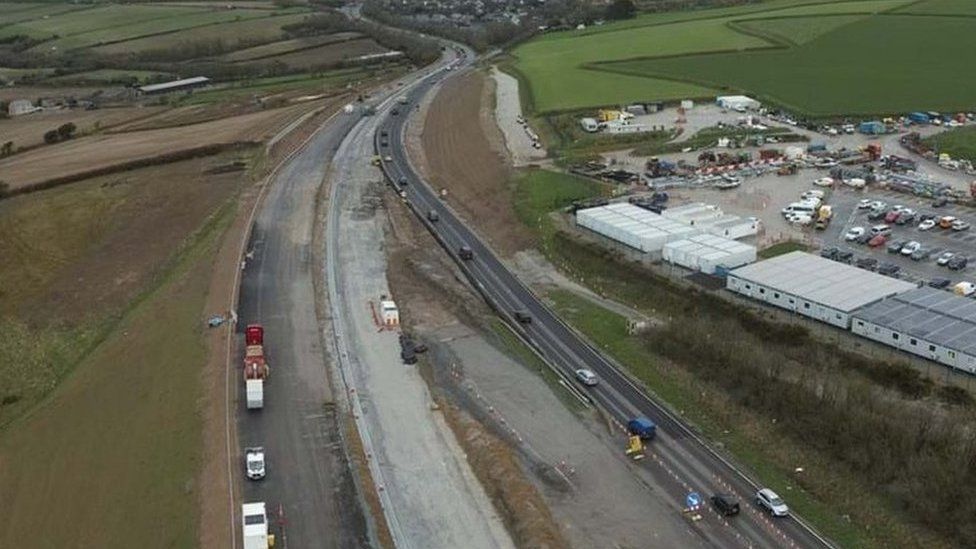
left=756, top=488, right=789, bottom=517
left=574, top=369, right=598, bottom=386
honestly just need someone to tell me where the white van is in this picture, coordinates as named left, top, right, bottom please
left=782, top=203, right=817, bottom=217
left=870, top=224, right=891, bottom=236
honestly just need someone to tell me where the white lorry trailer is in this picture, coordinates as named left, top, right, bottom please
left=242, top=502, right=273, bottom=549
left=246, top=379, right=264, bottom=410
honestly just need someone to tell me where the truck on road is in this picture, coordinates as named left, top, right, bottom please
left=628, top=417, right=657, bottom=440
left=246, top=379, right=264, bottom=409
left=244, top=324, right=269, bottom=410
left=242, top=502, right=274, bottom=549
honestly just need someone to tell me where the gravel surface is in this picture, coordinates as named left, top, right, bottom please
left=491, top=67, right=547, bottom=166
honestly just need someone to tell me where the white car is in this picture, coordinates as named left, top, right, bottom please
left=857, top=199, right=873, bottom=209
left=245, top=447, right=266, bottom=480
left=844, top=227, right=865, bottom=241
left=575, top=369, right=598, bottom=386
left=756, top=488, right=789, bottom=517
left=901, top=241, right=921, bottom=256
left=812, top=177, right=834, bottom=187
left=869, top=200, right=887, bottom=211
left=801, top=189, right=826, bottom=199
left=937, top=251, right=956, bottom=266
left=918, top=219, right=937, bottom=231
left=787, top=214, right=813, bottom=225
left=844, top=178, right=866, bottom=189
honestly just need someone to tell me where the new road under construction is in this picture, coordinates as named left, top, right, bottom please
left=375, top=51, right=833, bottom=549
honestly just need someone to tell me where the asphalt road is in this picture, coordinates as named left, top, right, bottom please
left=377, top=59, right=835, bottom=549
left=235, top=110, right=367, bottom=548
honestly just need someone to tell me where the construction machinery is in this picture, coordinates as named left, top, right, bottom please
left=815, top=205, right=833, bottom=230
left=625, top=434, right=645, bottom=461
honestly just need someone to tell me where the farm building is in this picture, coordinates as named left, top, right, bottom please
left=851, top=288, right=976, bottom=374
left=663, top=233, right=756, bottom=274
left=663, top=203, right=759, bottom=239
left=716, top=95, right=760, bottom=111
left=726, top=251, right=916, bottom=328
left=7, top=99, right=39, bottom=116
left=576, top=203, right=698, bottom=253
left=138, top=76, right=210, bottom=95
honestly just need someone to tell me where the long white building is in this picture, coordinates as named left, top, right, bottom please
left=576, top=203, right=698, bottom=253
left=726, top=251, right=916, bottom=328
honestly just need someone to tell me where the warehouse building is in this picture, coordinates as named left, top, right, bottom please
left=138, top=76, right=210, bottom=95
left=726, top=251, right=916, bottom=328
left=851, top=288, right=976, bottom=374
left=663, top=202, right=759, bottom=240
left=716, top=95, right=761, bottom=111
left=663, top=233, right=756, bottom=274
left=576, top=203, right=698, bottom=253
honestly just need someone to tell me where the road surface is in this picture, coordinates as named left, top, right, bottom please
left=376, top=53, right=836, bottom=549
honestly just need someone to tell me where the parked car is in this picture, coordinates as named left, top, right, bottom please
left=952, top=220, right=971, bottom=231
left=870, top=224, right=891, bottom=237
left=820, top=247, right=839, bottom=260
left=869, top=200, right=887, bottom=211
left=900, top=241, right=921, bottom=256
left=928, top=277, right=952, bottom=289
left=895, top=212, right=916, bottom=225
left=869, top=234, right=888, bottom=247
left=812, top=177, right=834, bottom=187
left=867, top=209, right=887, bottom=221
left=836, top=249, right=854, bottom=263
left=857, top=199, right=873, bottom=209
left=878, top=263, right=900, bottom=276
left=801, top=189, right=826, bottom=199
left=948, top=256, right=969, bottom=271
left=756, top=488, right=789, bottom=517
left=911, top=248, right=932, bottom=261
left=711, top=494, right=741, bottom=516
left=844, top=227, right=865, bottom=241
left=937, top=251, right=956, bottom=266
left=575, top=369, right=598, bottom=386
left=918, top=219, right=937, bottom=231
left=856, top=257, right=879, bottom=270
left=855, top=232, right=873, bottom=245
left=885, top=210, right=902, bottom=223
left=939, top=216, right=958, bottom=229
left=918, top=212, right=937, bottom=222
left=887, top=240, right=907, bottom=254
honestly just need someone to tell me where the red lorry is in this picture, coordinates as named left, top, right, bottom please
left=243, top=324, right=269, bottom=380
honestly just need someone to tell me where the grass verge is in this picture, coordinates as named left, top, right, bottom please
left=758, top=240, right=809, bottom=258
left=0, top=191, right=235, bottom=548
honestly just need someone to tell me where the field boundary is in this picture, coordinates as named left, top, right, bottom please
left=227, top=33, right=366, bottom=63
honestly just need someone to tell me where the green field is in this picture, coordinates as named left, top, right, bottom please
left=0, top=5, right=205, bottom=40
left=91, top=12, right=310, bottom=55
left=47, top=68, right=174, bottom=84
left=602, top=14, right=976, bottom=116
left=923, top=126, right=976, bottom=162
left=509, top=0, right=932, bottom=114
left=894, top=0, right=976, bottom=14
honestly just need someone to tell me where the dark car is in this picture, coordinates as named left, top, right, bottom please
left=878, top=262, right=901, bottom=276
left=947, top=256, right=969, bottom=271
left=711, top=494, right=741, bottom=517
left=398, top=176, right=408, bottom=186
left=887, top=240, right=906, bottom=254
left=820, top=247, right=839, bottom=260
left=514, top=310, right=532, bottom=324
left=895, top=212, right=915, bottom=225
left=928, top=277, right=952, bottom=289
left=910, top=248, right=931, bottom=261
left=918, top=212, right=937, bottom=222
left=458, top=245, right=474, bottom=260
left=933, top=196, right=949, bottom=207
left=391, top=108, right=399, bottom=116
left=380, top=129, right=389, bottom=137
left=380, top=139, right=389, bottom=147
left=836, top=249, right=854, bottom=263
left=856, top=257, right=879, bottom=270
left=855, top=232, right=873, bottom=245
left=427, top=210, right=439, bottom=222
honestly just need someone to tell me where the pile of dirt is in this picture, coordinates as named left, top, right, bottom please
left=418, top=70, right=534, bottom=257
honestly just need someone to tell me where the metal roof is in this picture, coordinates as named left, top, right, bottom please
left=729, top=251, right=916, bottom=312
left=852, top=287, right=976, bottom=355
left=138, top=76, right=209, bottom=93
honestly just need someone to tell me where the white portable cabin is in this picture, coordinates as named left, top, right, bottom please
left=576, top=203, right=699, bottom=253
left=663, top=233, right=756, bottom=273
left=707, top=216, right=759, bottom=240
left=242, top=502, right=270, bottom=549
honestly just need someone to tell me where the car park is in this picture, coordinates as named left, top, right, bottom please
left=856, top=257, right=878, bottom=270
left=575, top=369, right=598, bottom=386
left=711, top=494, right=741, bottom=516
left=928, top=278, right=952, bottom=289
left=918, top=219, right=937, bottom=231
left=878, top=263, right=900, bottom=276
left=900, top=241, right=921, bottom=256
left=936, top=252, right=956, bottom=266
left=948, top=256, right=969, bottom=271
left=844, top=227, right=865, bottom=241
left=756, top=488, right=789, bottom=517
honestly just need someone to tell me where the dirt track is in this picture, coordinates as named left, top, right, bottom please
left=0, top=101, right=328, bottom=190
left=419, top=71, right=533, bottom=257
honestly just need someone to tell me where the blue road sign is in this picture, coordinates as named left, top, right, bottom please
left=686, top=492, right=702, bottom=509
